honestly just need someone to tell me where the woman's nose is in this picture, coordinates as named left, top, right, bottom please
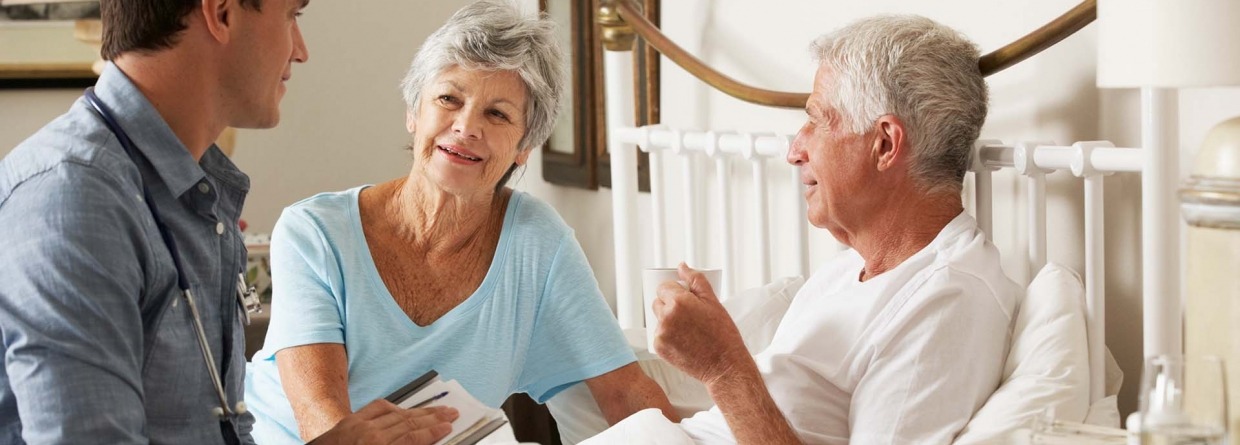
left=453, top=111, right=481, bottom=139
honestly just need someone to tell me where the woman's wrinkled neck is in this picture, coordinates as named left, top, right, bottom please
left=385, top=174, right=508, bottom=253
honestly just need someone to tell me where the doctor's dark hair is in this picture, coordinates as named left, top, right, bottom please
left=811, top=15, right=988, bottom=196
left=101, top=0, right=264, bottom=60
left=399, top=0, right=566, bottom=156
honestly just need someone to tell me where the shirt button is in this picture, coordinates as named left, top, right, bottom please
left=198, top=182, right=210, bottom=194
left=215, top=222, right=225, bottom=235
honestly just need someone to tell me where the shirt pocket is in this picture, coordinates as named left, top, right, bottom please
left=142, top=287, right=208, bottom=423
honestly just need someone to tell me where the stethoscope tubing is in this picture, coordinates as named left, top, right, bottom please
left=82, top=88, right=242, bottom=421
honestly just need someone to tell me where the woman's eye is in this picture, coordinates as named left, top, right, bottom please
left=487, top=110, right=510, bottom=121
left=437, top=95, right=459, bottom=105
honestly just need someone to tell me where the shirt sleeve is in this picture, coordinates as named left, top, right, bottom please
left=260, top=208, right=347, bottom=357
left=0, top=164, right=150, bottom=444
left=848, top=270, right=1011, bottom=444
left=517, top=233, right=637, bottom=403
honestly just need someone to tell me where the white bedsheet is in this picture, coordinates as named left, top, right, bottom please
left=578, top=409, right=694, bottom=445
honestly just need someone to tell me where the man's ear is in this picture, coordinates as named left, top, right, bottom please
left=200, top=0, right=233, bottom=44
left=872, top=114, right=907, bottom=172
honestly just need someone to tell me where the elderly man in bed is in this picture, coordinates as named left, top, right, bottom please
left=640, top=15, right=1021, bottom=444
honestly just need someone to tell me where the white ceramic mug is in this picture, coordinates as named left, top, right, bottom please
left=642, top=267, right=722, bottom=353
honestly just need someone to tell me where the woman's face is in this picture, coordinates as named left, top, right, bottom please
left=408, top=65, right=530, bottom=195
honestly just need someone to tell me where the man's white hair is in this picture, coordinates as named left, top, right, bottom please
left=812, top=15, right=988, bottom=195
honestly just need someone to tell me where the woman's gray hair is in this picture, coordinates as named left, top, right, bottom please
left=811, top=15, right=988, bottom=195
left=400, top=0, right=565, bottom=152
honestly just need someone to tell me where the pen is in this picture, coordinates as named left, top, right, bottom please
left=409, top=391, right=449, bottom=409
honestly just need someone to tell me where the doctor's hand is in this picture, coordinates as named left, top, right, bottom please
left=309, top=399, right=458, bottom=445
left=651, top=263, right=751, bottom=387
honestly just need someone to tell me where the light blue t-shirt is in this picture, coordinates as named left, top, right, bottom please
left=244, top=187, right=634, bottom=444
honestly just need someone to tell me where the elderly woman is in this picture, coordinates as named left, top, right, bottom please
left=243, top=1, right=675, bottom=443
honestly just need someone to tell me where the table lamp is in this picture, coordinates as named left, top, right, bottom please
left=1098, top=0, right=1240, bottom=439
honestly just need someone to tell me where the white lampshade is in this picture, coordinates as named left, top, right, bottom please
left=1098, top=0, right=1240, bottom=88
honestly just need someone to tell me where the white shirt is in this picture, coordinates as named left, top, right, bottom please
left=680, top=213, right=1020, bottom=444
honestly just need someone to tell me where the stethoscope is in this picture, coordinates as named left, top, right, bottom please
left=83, top=88, right=262, bottom=423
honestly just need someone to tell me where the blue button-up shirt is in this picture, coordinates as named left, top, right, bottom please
left=0, top=63, right=255, bottom=444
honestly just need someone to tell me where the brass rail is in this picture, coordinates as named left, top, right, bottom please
left=977, top=0, right=1097, bottom=75
left=612, top=0, right=1097, bottom=109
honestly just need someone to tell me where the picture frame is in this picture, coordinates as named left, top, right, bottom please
left=0, top=5, right=100, bottom=89
left=540, top=0, right=657, bottom=190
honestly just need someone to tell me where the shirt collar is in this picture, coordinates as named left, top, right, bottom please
left=924, top=209, right=976, bottom=252
left=92, top=62, right=206, bottom=198
left=200, top=146, right=250, bottom=194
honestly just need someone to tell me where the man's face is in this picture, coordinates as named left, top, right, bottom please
left=786, top=65, right=879, bottom=242
left=225, top=0, right=309, bottom=129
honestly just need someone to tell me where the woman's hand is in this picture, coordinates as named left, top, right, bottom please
left=310, top=399, right=458, bottom=445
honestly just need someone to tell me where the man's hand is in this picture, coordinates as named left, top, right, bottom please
left=651, top=263, right=750, bottom=386
left=653, top=264, right=802, bottom=444
left=310, top=399, right=458, bottom=445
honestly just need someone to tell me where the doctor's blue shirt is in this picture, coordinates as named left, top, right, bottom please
left=0, top=63, right=255, bottom=444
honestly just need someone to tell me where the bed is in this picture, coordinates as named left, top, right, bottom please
left=544, top=0, right=1187, bottom=442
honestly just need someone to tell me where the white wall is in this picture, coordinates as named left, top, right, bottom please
left=0, top=88, right=80, bottom=151
left=5, top=0, right=1240, bottom=423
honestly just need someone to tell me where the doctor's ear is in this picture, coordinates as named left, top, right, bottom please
left=873, top=115, right=907, bottom=172
left=200, top=0, right=234, bottom=44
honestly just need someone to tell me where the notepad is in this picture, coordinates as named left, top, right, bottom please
left=385, top=370, right=507, bottom=445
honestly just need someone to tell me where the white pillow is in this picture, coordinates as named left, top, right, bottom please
left=1083, top=348, right=1124, bottom=428
left=723, top=275, right=803, bottom=355
left=955, top=263, right=1092, bottom=444
left=546, top=276, right=803, bottom=445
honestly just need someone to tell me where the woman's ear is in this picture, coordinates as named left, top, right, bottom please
left=514, top=147, right=533, bottom=166
left=405, top=110, right=417, bottom=134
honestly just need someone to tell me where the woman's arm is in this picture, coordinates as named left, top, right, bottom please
left=276, top=343, right=354, bottom=442
left=584, top=362, right=680, bottom=424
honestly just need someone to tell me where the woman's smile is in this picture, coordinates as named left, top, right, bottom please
left=437, top=144, right=482, bottom=163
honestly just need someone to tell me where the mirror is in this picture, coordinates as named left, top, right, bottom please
left=540, top=0, right=658, bottom=190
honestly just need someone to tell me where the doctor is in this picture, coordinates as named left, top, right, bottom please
left=0, top=0, right=454, bottom=444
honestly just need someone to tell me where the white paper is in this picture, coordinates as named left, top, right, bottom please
left=397, top=379, right=504, bottom=445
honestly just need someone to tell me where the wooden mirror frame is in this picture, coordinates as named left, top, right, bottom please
left=540, top=0, right=657, bottom=190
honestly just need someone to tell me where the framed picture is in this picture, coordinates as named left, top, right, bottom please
left=541, top=0, right=657, bottom=190
left=0, top=3, right=100, bottom=88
